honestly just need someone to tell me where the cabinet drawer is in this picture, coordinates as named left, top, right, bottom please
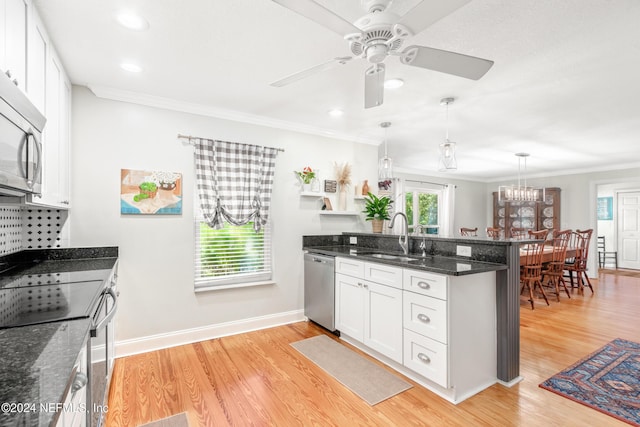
left=403, top=291, right=448, bottom=344
left=403, top=329, right=448, bottom=388
left=335, top=257, right=364, bottom=277
left=403, top=269, right=448, bottom=300
left=364, top=262, right=403, bottom=289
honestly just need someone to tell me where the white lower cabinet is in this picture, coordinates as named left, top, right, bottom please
left=335, top=256, right=497, bottom=404
left=335, top=258, right=403, bottom=363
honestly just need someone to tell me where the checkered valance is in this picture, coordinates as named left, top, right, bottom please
left=194, top=138, right=279, bottom=231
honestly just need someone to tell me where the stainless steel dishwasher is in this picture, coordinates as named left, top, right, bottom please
left=304, top=252, right=338, bottom=334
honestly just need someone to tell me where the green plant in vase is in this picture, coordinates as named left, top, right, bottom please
left=362, top=192, right=392, bottom=233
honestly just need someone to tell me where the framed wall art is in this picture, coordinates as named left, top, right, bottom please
left=120, top=169, right=182, bottom=215
left=597, top=196, right=613, bottom=221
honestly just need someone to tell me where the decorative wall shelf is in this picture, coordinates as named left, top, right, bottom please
left=300, top=191, right=324, bottom=197
left=319, top=211, right=361, bottom=216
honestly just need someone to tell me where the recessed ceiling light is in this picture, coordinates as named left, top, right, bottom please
left=116, top=12, right=149, bottom=31
left=120, top=63, right=142, bottom=73
left=384, top=78, right=404, bottom=89
left=328, top=109, right=344, bottom=117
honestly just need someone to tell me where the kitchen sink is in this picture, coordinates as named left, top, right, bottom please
left=368, top=253, right=420, bottom=262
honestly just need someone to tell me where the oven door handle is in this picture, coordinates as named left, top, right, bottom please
left=91, top=287, right=118, bottom=337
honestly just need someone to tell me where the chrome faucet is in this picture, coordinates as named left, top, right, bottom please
left=389, top=212, right=409, bottom=255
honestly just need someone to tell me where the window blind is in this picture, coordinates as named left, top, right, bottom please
left=194, top=216, right=272, bottom=290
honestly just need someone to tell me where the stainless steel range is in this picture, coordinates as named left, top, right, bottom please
left=0, top=257, right=118, bottom=427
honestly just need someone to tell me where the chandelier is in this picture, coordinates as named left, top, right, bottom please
left=438, top=97, right=457, bottom=171
left=498, top=153, right=546, bottom=202
left=378, top=121, right=393, bottom=179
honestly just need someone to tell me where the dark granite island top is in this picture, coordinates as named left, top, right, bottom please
left=303, top=245, right=507, bottom=276
left=0, top=319, right=91, bottom=427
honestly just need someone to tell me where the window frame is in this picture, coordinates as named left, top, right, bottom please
left=194, top=206, right=274, bottom=292
left=405, top=186, right=442, bottom=235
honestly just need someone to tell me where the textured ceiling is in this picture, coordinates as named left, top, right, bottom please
left=33, top=0, right=640, bottom=181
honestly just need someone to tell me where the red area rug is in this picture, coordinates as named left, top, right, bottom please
left=540, top=338, right=640, bottom=426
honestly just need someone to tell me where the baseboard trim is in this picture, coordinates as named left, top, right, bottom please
left=114, top=309, right=305, bottom=358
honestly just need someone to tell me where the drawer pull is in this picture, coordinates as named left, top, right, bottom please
left=358, top=282, right=363, bottom=287
left=417, top=281, right=431, bottom=290
left=417, top=353, right=431, bottom=363
left=417, top=313, right=430, bottom=323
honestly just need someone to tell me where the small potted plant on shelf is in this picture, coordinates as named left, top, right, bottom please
left=294, top=166, right=316, bottom=191
left=362, top=192, right=392, bottom=233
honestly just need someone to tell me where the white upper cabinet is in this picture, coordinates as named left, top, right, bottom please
left=24, top=2, right=71, bottom=208
left=0, top=0, right=28, bottom=92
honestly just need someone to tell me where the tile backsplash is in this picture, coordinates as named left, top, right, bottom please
left=0, top=206, right=69, bottom=256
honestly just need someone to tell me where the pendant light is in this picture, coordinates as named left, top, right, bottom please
left=438, top=97, right=457, bottom=171
left=498, top=153, right=546, bottom=202
left=378, top=121, right=393, bottom=179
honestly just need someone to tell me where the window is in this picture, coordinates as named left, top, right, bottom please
left=405, top=188, right=441, bottom=234
left=194, top=214, right=272, bottom=290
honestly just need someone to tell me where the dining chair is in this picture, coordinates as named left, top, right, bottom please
left=486, top=227, right=502, bottom=239
left=597, top=235, right=618, bottom=269
left=564, top=229, right=594, bottom=294
left=460, top=227, right=478, bottom=236
left=527, top=229, right=550, bottom=241
left=510, top=227, right=528, bottom=239
left=520, top=240, right=549, bottom=309
left=542, top=229, right=571, bottom=301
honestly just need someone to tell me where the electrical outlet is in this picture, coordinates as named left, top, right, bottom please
left=349, top=236, right=357, bottom=245
left=456, top=245, right=472, bottom=257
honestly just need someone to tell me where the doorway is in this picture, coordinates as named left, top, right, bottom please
left=617, top=191, right=640, bottom=270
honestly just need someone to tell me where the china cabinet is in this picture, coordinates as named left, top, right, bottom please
left=492, top=187, right=560, bottom=238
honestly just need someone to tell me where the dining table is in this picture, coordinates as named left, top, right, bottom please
left=519, top=243, right=577, bottom=265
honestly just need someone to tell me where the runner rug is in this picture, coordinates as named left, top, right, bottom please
left=291, top=334, right=412, bottom=405
left=539, top=338, right=640, bottom=426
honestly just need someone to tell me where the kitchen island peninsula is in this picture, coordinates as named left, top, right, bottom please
left=303, top=232, right=524, bottom=402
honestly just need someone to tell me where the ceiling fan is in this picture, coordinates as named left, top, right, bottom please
left=270, top=0, right=494, bottom=109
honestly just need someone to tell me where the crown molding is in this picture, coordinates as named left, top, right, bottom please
left=87, top=85, right=379, bottom=145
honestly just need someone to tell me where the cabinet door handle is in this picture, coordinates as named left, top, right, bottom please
left=417, top=281, right=431, bottom=290
left=358, top=282, right=363, bottom=287
left=417, top=313, right=430, bottom=323
left=363, top=284, right=368, bottom=289
left=417, top=353, right=431, bottom=363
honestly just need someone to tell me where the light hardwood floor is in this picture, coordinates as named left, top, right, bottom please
left=105, top=270, right=640, bottom=426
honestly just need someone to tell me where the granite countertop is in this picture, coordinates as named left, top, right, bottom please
left=304, top=245, right=507, bottom=276
left=0, top=247, right=119, bottom=427
left=0, top=319, right=91, bottom=427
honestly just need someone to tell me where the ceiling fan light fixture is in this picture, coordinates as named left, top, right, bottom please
left=384, top=78, right=404, bottom=89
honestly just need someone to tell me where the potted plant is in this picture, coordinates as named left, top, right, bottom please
left=294, top=166, right=316, bottom=191
left=362, top=192, right=392, bottom=233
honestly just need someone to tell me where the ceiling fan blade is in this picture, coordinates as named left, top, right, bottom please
left=397, top=0, right=471, bottom=35
left=271, top=0, right=360, bottom=35
left=401, top=45, right=494, bottom=80
left=270, top=57, right=352, bottom=87
left=364, top=63, right=385, bottom=109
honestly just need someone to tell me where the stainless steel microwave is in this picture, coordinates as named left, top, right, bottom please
left=0, top=70, right=46, bottom=195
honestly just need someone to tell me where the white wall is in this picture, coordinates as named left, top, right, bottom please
left=70, top=86, right=377, bottom=352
